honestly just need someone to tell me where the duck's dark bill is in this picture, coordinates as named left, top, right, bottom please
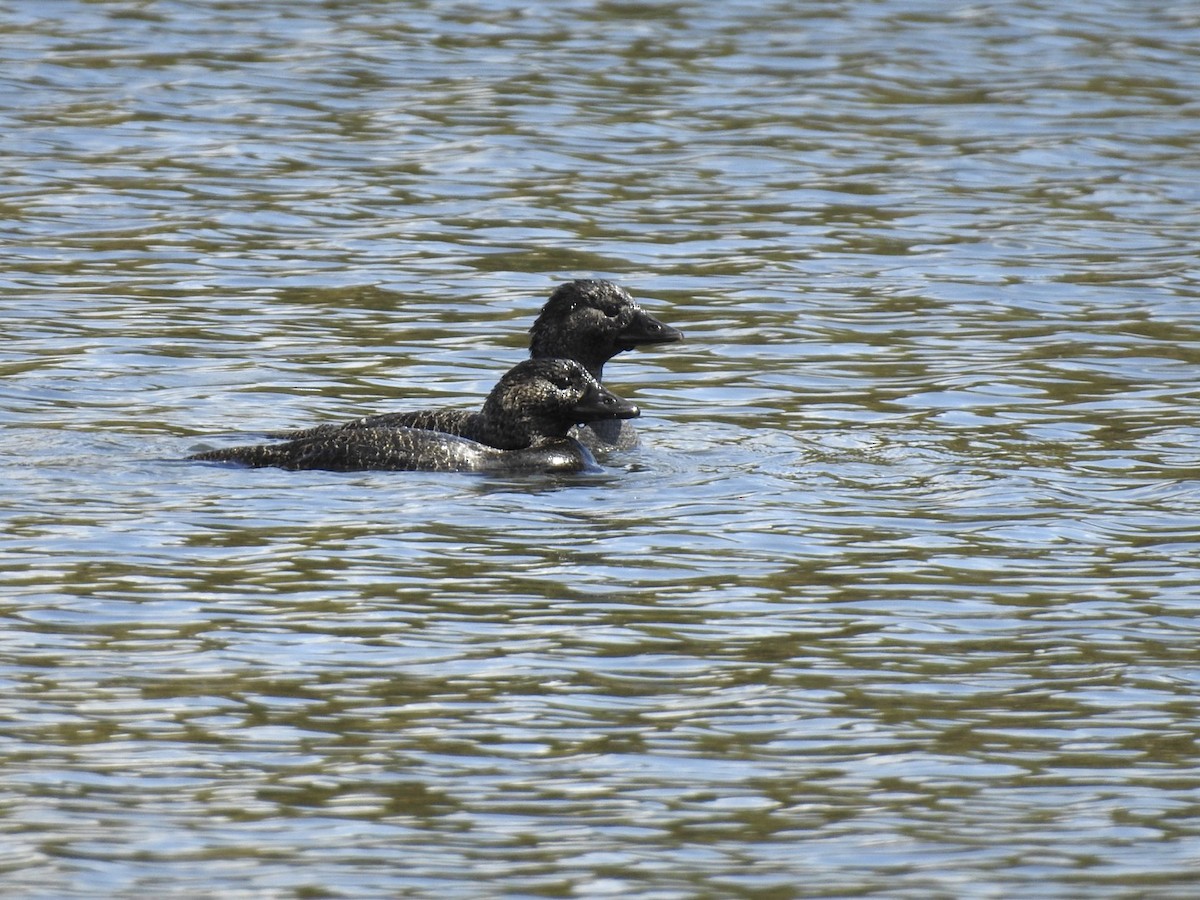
left=618, top=309, right=683, bottom=348
left=574, top=381, right=640, bottom=422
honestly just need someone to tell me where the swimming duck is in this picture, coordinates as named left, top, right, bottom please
left=531, top=280, right=682, bottom=450
left=529, top=280, right=682, bottom=382
left=189, top=358, right=638, bottom=473
left=276, top=280, right=681, bottom=449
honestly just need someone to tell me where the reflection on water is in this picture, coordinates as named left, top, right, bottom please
left=4, top=0, right=1200, bottom=895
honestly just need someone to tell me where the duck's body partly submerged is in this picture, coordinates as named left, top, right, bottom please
left=193, top=427, right=596, bottom=474
left=190, top=358, right=637, bottom=474
left=272, top=404, right=489, bottom=448
left=274, top=280, right=682, bottom=451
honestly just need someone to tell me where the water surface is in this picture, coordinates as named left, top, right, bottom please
left=4, top=1, right=1200, bottom=896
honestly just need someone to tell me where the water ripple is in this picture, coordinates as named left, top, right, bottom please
left=4, top=0, right=1200, bottom=896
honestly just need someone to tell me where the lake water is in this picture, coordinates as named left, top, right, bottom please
left=4, top=0, right=1200, bottom=896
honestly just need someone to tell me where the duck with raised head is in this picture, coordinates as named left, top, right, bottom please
left=531, top=279, right=681, bottom=450
left=275, top=280, right=681, bottom=450
left=189, top=358, right=638, bottom=474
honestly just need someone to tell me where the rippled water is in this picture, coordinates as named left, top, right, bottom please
left=5, top=0, right=1200, bottom=896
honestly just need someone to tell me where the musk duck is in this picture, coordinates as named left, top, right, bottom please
left=189, top=358, right=638, bottom=474
left=276, top=280, right=681, bottom=450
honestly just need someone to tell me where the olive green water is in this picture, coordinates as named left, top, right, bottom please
left=4, top=1, right=1200, bottom=896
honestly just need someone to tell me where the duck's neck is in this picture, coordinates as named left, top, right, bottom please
left=475, top=403, right=567, bottom=451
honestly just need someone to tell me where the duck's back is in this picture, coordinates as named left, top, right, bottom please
left=193, top=427, right=475, bottom=471
left=192, top=427, right=596, bottom=474
left=275, top=409, right=477, bottom=442
left=280, top=406, right=632, bottom=453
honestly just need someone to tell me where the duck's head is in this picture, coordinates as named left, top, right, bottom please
left=529, top=280, right=683, bottom=379
left=483, top=357, right=640, bottom=442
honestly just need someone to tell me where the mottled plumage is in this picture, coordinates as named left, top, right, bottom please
left=530, top=280, right=682, bottom=451
left=190, top=358, right=638, bottom=474
left=528, top=280, right=683, bottom=381
left=275, top=280, right=682, bottom=450
left=192, top=426, right=590, bottom=474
